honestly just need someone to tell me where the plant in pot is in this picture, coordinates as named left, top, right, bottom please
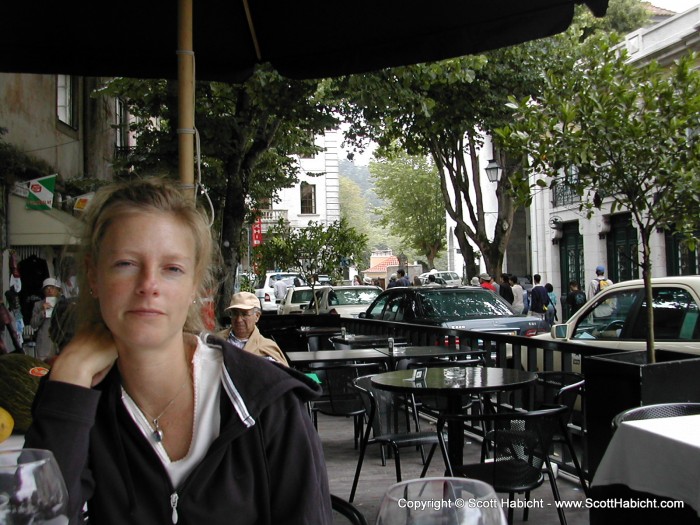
left=498, top=32, right=700, bottom=474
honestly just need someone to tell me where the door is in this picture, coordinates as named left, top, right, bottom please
left=607, top=213, right=639, bottom=283
left=559, top=221, right=584, bottom=320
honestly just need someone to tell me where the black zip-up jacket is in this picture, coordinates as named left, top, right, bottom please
left=25, top=335, right=332, bottom=524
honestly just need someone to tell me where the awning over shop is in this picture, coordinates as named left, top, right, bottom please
left=8, top=194, right=82, bottom=246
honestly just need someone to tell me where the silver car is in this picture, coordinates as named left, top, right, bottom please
left=303, top=285, right=383, bottom=318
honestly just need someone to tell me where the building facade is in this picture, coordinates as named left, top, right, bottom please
left=446, top=5, right=700, bottom=309
left=528, top=5, right=700, bottom=310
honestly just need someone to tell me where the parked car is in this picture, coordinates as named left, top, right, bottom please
left=303, top=285, right=382, bottom=317
left=536, top=276, right=700, bottom=355
left=254, top=272, right=305, bottom=313
left=418, top=271, right=462, bottom=286
left=360, top=285, right=547, bottom=336
left=277, top=286, right=315, bottom=315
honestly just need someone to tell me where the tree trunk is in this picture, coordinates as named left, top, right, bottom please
left=641, top=229, right=656, bottom=363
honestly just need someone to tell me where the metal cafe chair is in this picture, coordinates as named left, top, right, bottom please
left=612, top=402, right=700, bottom=431
left=331, top=494, right=368, bottom=525
left=309, top=362, right=387, bottom=450
left=437, top=405, right=570, bottom=525
left=349, top=374, right=447, bottom=502
left=532, top=371, right=588, bottom=496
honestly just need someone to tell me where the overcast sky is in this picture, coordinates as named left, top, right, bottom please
left=651, top=0, right=699, bottom=11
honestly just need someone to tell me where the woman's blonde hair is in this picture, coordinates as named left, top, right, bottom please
left=76, top=177, right=214, bottom=333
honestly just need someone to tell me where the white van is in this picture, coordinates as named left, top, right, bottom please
left=255, top=272, right=305, bottom=313
left=419, top=271, right=462, bottom=286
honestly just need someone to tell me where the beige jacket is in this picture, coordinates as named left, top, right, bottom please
left=217, top=325, right=288, bottom=366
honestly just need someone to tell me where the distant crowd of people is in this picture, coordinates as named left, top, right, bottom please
left=471, top=270, right=598, bottom=327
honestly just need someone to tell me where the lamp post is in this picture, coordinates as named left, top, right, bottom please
left=398, top=251, right=408, bottom=272
left=485, top=159, right=502, bottom=183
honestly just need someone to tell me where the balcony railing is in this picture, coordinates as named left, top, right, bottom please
left=260, top=209, right=288, bottom=222
left=552, top=180, right=581, bottom=207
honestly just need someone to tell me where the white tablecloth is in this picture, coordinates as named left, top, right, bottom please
left=0, top=434, right=25, bottom=451
left=592, top=414, right=700, bottom=515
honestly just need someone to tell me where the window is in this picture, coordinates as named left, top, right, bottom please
left=551, top=167, right=581, bottom=207
left=115, top=98, right=129, bottom=149
left=300, top=182, right=316, bottom=214
left=626, top=288, right=700, bottom=341
left=57, top=75, right=77, bottom=128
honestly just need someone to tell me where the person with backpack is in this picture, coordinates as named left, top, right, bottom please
left=565, top=280, right=587, bottom=319
left=588, top=265, right=614, bottom=301
left=544, top=283, right=558, bottom=328
left=527, top=274, right=549, bottom=320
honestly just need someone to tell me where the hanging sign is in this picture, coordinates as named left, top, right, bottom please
left=26, top=174, right=57, bottom=210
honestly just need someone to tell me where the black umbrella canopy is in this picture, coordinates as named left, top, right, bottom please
left=2, top=1, right=607, bottom=82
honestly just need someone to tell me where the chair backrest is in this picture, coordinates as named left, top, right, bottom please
left=490, top=405, right=567, bottom=470
left=316, top=363, right=386, bottom=414
left=353, top=375, right=409, bottom=437
left=612, top=402, right=700, bottom=431
left=534, top=371, right=584, bottom=423
left=438, top=405, right=568, bottom=474
left=331, top=494, right=368, bottom=525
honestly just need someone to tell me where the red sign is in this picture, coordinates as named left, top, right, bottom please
left=252, top=218, right=263, bottom=247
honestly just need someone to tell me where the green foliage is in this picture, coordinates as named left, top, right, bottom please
left=0, top=129, right=54, bottom=183
left=98, top=66, right=341, bottom=318
left=369, top=153, right=446, bottom=268
left=254, top=218, right=368, bottom=300
left=499, top=31, right=700, bottom=360
left=332, top=0, right=653, bottom=280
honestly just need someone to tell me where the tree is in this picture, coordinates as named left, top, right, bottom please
left=99, top=67, right=339, bottom=316
left=335, top=0, right=649, bottom=281
left=369, top=153, right=445, bottom=268
left=499, top=33, right=700, bottom=362
left=254, top=219, right=368, bottom=312
left=339, top=176, right=373, bottom=270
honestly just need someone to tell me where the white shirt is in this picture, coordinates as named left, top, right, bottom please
left=122, top=336, right=222, bottom=488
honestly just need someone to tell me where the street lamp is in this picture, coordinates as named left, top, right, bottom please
left=485, top=159, right=502, bottom=183
left=398, top=251, right=407, bottom=270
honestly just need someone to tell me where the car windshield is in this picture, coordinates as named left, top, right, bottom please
left=291, top=289, right=315, bottom=303
left=417, top=289, right=514, bottom=321
left=332, top=288, right=380, bottom=306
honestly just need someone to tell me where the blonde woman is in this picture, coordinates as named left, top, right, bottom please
left=26, top=178, right=331, bottom=524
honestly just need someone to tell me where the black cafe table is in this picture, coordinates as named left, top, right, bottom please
left=329, top=334, right=407, bottom=350
left=287, top=349, right=388, bottom=367
left=374, top=345, right=487, bottom=370
left=371, top=367, right=537, bottom=466
left=296, top=326, right=343, bottom=351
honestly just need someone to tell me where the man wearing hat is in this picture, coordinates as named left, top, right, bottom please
left=479, top=273, right=496, bottom=292
left=217, top=291, right=288, bottom=365
left=30, top=277, right=62, bottom=361
left=588, top=265, right=614, bottom=301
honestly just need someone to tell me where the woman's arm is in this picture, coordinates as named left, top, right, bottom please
left=261, top=393, right=332, bottom=524
left=24, top=380, right=101, bottom=523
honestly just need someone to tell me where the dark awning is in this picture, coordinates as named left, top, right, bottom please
left=1, top=1, right=608, bottom=83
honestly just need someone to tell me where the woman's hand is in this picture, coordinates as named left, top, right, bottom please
left=49, top=324, right=118, bottom=388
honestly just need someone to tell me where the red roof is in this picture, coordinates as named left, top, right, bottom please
left=364, top=256, right=399, bottom=273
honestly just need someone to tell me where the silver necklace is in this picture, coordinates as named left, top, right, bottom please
left=140, top=379, right=189, bottom=442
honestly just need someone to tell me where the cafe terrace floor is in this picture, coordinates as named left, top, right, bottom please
left=319, top=411, right=589, bottom=525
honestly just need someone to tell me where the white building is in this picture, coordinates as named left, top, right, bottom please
left=445, top=5, right=700, bottom=310
left=261, top=129, right=341, bottom=231
left=526, top=5, right=700, bottom=313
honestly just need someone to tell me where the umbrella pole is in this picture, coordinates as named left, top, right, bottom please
left=178, top=0, right=195, bottom=197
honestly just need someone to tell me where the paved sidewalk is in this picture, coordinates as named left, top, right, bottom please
left=318, top=412, right=590, bottom=525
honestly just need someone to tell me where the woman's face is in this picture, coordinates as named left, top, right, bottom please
left=89, top=211, right=198, bottom=353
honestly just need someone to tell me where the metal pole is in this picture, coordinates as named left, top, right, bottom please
left=177, top=0, right=195, bottom=197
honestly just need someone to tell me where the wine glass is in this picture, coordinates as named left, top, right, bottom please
left=0, top=448, right=69, bottom=525
left=376, top=477, right=507, bottom=525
